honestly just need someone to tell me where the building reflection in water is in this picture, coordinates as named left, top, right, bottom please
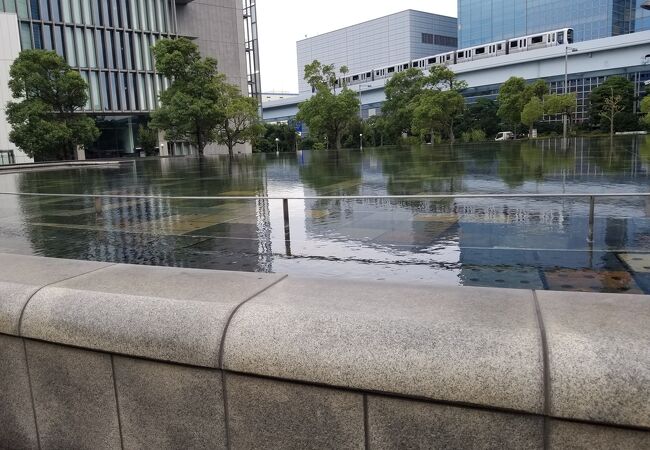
left=3, top=136, right=650, bottom=292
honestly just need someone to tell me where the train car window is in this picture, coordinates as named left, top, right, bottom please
left=476, top=47, right=485, bottom=55
left=458, top=51, right=464, bottom=58
left=403, top=64, right=409, bottom=69
left=532, top=36, right=543, bottom=44
left=352, top=75, right=359, bottom=81
left=428, top=58, right=435, bottom=64
left=558, top=31, right=564, bottom=44
left=387, top=67, right=395, bottom=73
left=366, top=72, right=371, bottom=78
left=511, top=41, right=518, bottom=48
left=497, top=43, right=502, bottom=50
left=567, top=29, right=573, bottom=43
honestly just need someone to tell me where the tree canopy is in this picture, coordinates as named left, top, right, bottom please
left=589, top=76, right=637, bottom=132
left=6, top=50, right=99, bottom=161
left=152, top=38, right=261, bottom=156
left=296, top=87, right=359, bottom=150
left=215, top=83, right=264, bottom=157
left=411, top=66, right=466, bottom=143
left=497, top=78, right=548, bottom=133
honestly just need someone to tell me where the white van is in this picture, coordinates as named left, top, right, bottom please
left=495, top=131, right=515, bottom=141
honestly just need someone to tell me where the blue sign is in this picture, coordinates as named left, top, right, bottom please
left=295, top=122, right=303, bottom=133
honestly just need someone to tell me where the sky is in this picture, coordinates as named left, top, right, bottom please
left=255, top=1, right=458, bottom=94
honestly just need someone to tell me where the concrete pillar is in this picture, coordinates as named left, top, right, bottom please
left=158, top=131, right=169, bottom=157
left=75, top=145, right=86, bottom=161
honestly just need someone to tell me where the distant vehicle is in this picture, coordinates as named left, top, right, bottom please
left=495, top=131, right=515, bottom=141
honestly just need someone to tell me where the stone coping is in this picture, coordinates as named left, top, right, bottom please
left=0, top=253, right=648, bottom=430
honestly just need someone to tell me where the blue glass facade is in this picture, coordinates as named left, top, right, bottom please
left=458, top=0, right=645, bottom=48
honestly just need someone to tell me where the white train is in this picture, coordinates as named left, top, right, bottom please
left=337, top=28, right=574, bottom=88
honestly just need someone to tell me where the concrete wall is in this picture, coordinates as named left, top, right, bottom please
left=0, top=13, right=32, bottom=164
left=0, top=252, right=648, bottom=448
left=176, top=0, right=252, bottom=155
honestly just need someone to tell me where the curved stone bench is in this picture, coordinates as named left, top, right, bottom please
left=0, top=253, right=648, bottom=449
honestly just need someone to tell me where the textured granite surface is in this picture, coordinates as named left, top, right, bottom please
left=537, top=290, right=650, bottom=428
left=25, top=340, right=121, bottom=449
left=367, top=395, right=544, bottom=449
left=547, top=420, right=650, bottom=449
left=113, top=356, right=227, bottom=449
left=21, top=264, right=285, bottom=367
left=225, top=373, right=365, bottom=449
left=0, top=254, right=110, bottom=335
left=0, top=334, right=38, bottom=449
left=222, top=277, right=544, bottom=413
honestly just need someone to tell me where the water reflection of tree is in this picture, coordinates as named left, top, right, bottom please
left=497, top=141, right=576, bottom=188
left=591, top=136, right=639, bottom=175
left=298, top=150, right=362, bottom=196
left=374, top=145, right=465, bottom=213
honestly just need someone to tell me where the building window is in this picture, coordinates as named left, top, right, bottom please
left=434, top=35, right=458, bottom=47
left=422, top=33, right=433, bottom=44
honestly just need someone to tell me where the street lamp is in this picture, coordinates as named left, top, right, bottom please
left=358, top=84, right=372, bottom=120
left=563, top=46, right=579, bottom=141
left=275, top=137, right=279, bottom=153
left=359, top=133, right=363, bottom=151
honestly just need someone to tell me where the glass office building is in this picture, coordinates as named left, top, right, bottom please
left=0, top=0, right=259, bottom=157
left=458, top=0, right=650, bottom=48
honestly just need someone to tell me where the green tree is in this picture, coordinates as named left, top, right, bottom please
left=151, top=38, right=227, bottom=156
left=6, top=50, right=99, bottom=161
left=545, top=94, right=577, bottom=126
left=381, top=68, right=426, bottom=139
left=137, top=124, right=159, bottom=156
left=497, top=78, right=548, bottom=134
left=589, top=76, right=637, bottom=132
left=215, top=83, right=264, bottom=158
left=640, top=96, right=650, bottom=129
left=303, top=60, right=348, bottom=92
left=599, top=88, right=625, bottom=138
left=254, top=123, right=299, bottom=153
left=412, top=66, right=466, bottom=143
left=297, top=61, right=360, bottom=149
left=459, top=98, right=500, bottom=138
left=497, top=77, right=527, bottom=133
left=521, top=97, right=545, bottom=137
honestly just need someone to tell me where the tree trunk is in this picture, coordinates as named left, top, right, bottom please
left=610, top=115, right=615, bottom=139
left=228, top=142, right=234, bottom=159
left=335, top=132, right=342, bottom=150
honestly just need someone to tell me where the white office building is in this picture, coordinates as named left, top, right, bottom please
left=296, top=10, right=457, bottom=94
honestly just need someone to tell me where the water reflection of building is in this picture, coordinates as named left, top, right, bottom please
left=12, top=158, right=273, bottom=271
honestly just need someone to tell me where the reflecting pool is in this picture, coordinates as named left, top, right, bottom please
left=2, top=136, right=650, bottom=293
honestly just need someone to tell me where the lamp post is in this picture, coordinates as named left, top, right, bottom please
left=275, top=137, right=279, bottom=154
left=360, top=133, right=363, bottom=151
left=325, top=135, right=328, bottom=150
left=563, top=46, right=579, bottom=141
left=358, top=84, right=372, bottom=120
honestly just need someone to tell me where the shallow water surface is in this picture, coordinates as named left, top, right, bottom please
left=2, top=136, right=650, bottom=294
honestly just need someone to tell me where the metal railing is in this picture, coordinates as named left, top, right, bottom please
left=1, top=191, right=649, bottom=250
